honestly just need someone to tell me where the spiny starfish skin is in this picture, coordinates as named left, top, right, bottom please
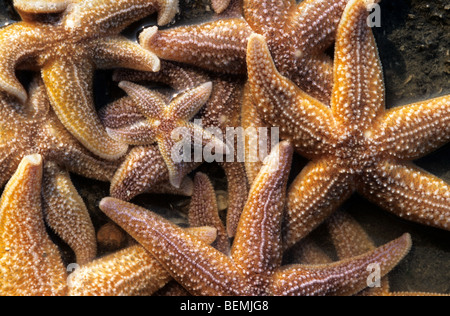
left=68, top=227, right=217, bottom=296
left=0, top=78, right=117, bottom=264
left=246, top=0, right=450, bottom=250
left=142, top=0, right=352, bottom=104
left=100, top=141, right=412, bottom=296
left=104, top=80, right=228, bottom=188
left=0, top=0, right=179, bottom=160
left=108, top=62, right=249, bottom=237
left=0, top=154, right=68, bottom=296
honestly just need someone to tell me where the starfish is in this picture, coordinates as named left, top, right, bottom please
left=103, top=80, right=228, bottom=188
left=0, top=154, right=68, bottom=296
left=106, top=62, right=249, bottom=236
left=141, top=0, right=353, bottom=104
left=100, top=141, right=412, bottom=296
left=0, top=77, right=118, bottom=264
left=0, top=0, right=179, bottom=160
left=246, top=0, right=450, bottom=250
left=188, top=172, right=230, bottom=254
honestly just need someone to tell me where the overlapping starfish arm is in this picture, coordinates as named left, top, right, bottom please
left=68, top=227, right=217, bottom=296
left=243, top=0, right=295, bottom=37
left=231, top=141, right=293, bottom=285
left=140, top=20, right=253, bottom=74
left=189, top=173, right=230, bottom=254
left=0, top=154, right=68, bottom=296
left=360, top=161, right=450, bottom=230
left=100, top=197, right=249, bottom=296
left=330, top=0, right=385, bottom=134
left=42, top=162, right=97, bottom=266
left=110, top=145, right=199, bottom=200
left=271, top=233, right=411, bottom=296
left=42, top=54, right=129, bottom=160
left=246, top=34, right=336, bottom=159
left=283, top=157, right=354, bottom=249
left=371, top=95, right=450, bottom=160
left=62, top=0, right=179, bottom=33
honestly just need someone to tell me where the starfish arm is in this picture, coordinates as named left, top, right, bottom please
left=106, top=121, right=158, bottom=145
left=92, top=36, right=160, bottom=73
left=110, top=145, right=199, bottom=201
left=113, top=61, right=211, bottom=91
left=13, top=0, right=70, bottom=21
left=220, top=161, right=249, bottom=238
left=42, top=162, right=97, bottom=266
left=189, top=173, right=230, bottom=254
left=330, top=0, right=385, bottom=133
left=169, top=82, right=213, bottom=121
left=99, top=198, right=250, bottom=296
left=0, top=145, right=18, bottom=188
left=283, top=157, right=354, bottom=250
left=118, top=81, right=167, bottom=119
left=247, top=34, right=335, bottom=158
left=42, top=55, right=128, bottom=160
left=140, top=19, right=253, bottom=74
left=360, top=160, right=450, bottom=231
left=100, top=96, right=146, bottom=129
left=68, top=227, right=216, bottom=296
left=241, top=84, right=271, bottom=185
left=63, top=0, right=178, bottom=33
left=232, top=142, right=293, bottom=280
left=371, top=94, right=450, bottom=160
left=211, top=0, right=232, bottom=14
left=0, top=155, right=68, bottom=296
left=243, top=0, right=296, bottom=36
left=271, top=233, right=412, bottom=296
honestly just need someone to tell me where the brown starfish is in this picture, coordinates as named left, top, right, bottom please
left=0, top=77, right=117, bottom=264
left=100, top=141, right=412, bottom=296
left=0, top=0, right=179, bottom=160
left=246, top=0, right=450, bottom=249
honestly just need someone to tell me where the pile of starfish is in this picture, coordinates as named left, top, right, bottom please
left=0, top=0, right=448, bottom=296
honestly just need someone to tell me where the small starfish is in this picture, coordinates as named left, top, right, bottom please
left=142, top=0, right=352, bottom=104
left=107, top=62, right=249, bottom=236
left=0, top=154, right=68, bottom=296
left=103, top=80, right=228, bottom=188
left=0, top=0, right=179, bottom=160
left=246, top=0, right=450, bottom=249
left=100, top=141, right=412, bottom=296
left=0, top=77, right=117, bottom=264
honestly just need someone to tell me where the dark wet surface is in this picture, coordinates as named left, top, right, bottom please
left=0, top=0, right=448, bottom=295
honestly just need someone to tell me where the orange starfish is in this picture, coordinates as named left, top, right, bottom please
left=246, top=0, right=450, bottom=249
left=100, top=141, right=412, bottom=296
left=0, top=0, right=179, bottom=160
